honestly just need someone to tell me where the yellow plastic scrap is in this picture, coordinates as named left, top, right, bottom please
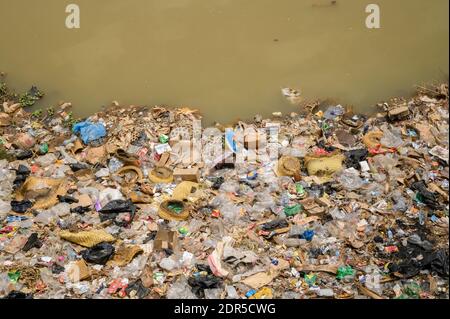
left=115, top=165, right=143, bottom=184
left=304, top=153, right=344, bottom=182
left=16, top=176, right=67, bottom=210
left=107, top=245, right=143, bottom=267
left=59, top=229, right=115, bottom=248
left=275, top=156, right=301, bottom=177
left=172, top=181, right=199, bottom=201
left=362, top=131, right=384, bottom=149
left=249, top=287, right=274, bottom=299
left=149, top=167, right=174, bottom=184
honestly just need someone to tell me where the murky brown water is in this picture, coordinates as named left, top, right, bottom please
left=0, top=0, right=448, bottom=124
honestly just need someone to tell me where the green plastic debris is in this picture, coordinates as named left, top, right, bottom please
left=159, top=134, right=169, bottom=144
left=304, top=273, right=317, bottom=287
left=8, top=270, right=21, bottom=283
left=336, top=266, right=356, bottom=280
left=178, top=227, right=188, bottom=235
left=39, top=143, right=49, bottom=154
left=168, top=202, right=183, bottom=214
left=402, top=282, right=421, bottom=299
left=295, top=183, right=305, bottom=196
left=153, top=272, right=165, bottom=284
left=415, top=193, right=424, bottom=204
left=284, top=204, right=302, bottom=217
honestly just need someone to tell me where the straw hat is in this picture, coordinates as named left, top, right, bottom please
left=149, top=167, right=174, bottom=184
left=158, top=200, right=190, bottom=221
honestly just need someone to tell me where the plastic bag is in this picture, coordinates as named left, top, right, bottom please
left=188, top=273, right=222, bottom=298
left=57, top=195, right=79, bottom=204
left=2, top=291, right=33, bottom=299
left=10, top=200, right=33, bottom=213
left=411, top=180, right=442, bottom=210
left=125, top=279, right=149, bottom=299
left=337, top=168, right=364, bottom=190
left=167, top=278, right=198, bottom=299
left=99, top=199, right=135, bottom=214
left=72, top=121, right=107, bottom=144
left=261, top=219, right=289, bottom=231
left=22, top=233, right=42, bottom=252
left=380, top=126, right=403, bottom=148
left=344, top=149, right=369, bottom=169
left=81, top=242, right=115, bottom=265
left=13, top=165, right=30, bottom=188
left=323, top=105, right=345, bottom=120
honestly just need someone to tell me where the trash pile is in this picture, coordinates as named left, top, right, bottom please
left=0, top=81, right=448, bottom=299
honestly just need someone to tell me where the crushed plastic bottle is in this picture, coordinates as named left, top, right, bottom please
left=380, top=125, right=404, bottom=148
left=166, top=278, right=198, bottom=299
left=337, top=168, right=364, bottom=190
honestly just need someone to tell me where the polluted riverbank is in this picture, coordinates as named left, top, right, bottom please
left=0, top=78, right=449, bottom=299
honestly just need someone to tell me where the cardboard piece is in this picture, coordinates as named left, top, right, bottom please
left=173, top=167, right=200, bottom=182
left=388, top=106, right=410, bottom=121
left=156, top=152, right=171, bottom=167
left=66, top=260, right=91, bottom=282
left=154, top=228, right=179, bottom=252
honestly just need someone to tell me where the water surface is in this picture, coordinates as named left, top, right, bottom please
left=0, top=0, right=448, bottom=123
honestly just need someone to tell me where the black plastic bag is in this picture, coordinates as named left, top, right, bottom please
left=16, top=164, right=30, bottom=175
left=10, top=200, right=33, bottom=213
left=22, top=233, right=42, bottom=252
left=13, top=165, right=31, bottom=188
left=3, top=291, right=33, bottom=299
left=70, top=206, right=91, bottom=214
left=99, top=200, right=137, bottom=227
left=52, top=263, right=65, bottom=274
left=69, top=163, right=89, bottom=172
left=15, top=150, right=33, bottom=160
left=411, top=180, right=442, bottom=210
left=81, top=242, right=115, bottom=265
left=425, top=249, right=449, bottom=278
left=261, top=219, right=289, bottom=231
left=211, top=176, right=225, bottom=190
left=188, top=273, right=222, bottom=298
left=345, top=149, right=369, bottom=169
left=390, top=247, right=449, bottom=279
left=58, top=195, right=79, bottom=204
left=125, top=279, right=149, bottom=299
left=99, top=200, right=136, bottom=214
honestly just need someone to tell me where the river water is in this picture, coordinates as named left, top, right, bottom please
left=0, top=0, right=448, bottom=124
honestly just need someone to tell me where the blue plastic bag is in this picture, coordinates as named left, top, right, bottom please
left=73, top=121, right=106, bottom=144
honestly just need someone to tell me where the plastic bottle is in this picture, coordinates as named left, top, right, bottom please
left=338, top=168, right=364, bottom=190
left=380, top=126, right=404, bottom=148
left=226, top=285, right=240, bottom=299
left=159, top=257, right=178, bottom=271
left=166, top=279, right=198, bottom=299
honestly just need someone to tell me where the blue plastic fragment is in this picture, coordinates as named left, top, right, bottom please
left=73, top=121, right=107, bottom=144
left=245, top=289, right=257, bottom=298
left=302, top=230, right=315, bottom=242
